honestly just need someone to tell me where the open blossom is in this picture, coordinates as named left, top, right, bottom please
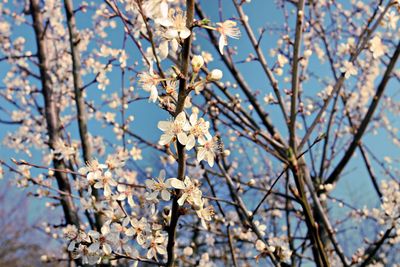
left=138, top=69, right=160, bottom=102
left=65, top=226, right=95, bottom=264
left=186, top=112, right=211, bottom=151
left=216, top=20, right=241, bottom=55
left=158, top=33, right=179, bottom=59
left=125, top=217, right=150, bottom=246
left=145, top=230, right=168, bottom=260
left=369, top=35, right=386, bottom=59
left=383, top=11, right=399, bottom=30
left=142, top=0, right=171, bottom=20
left=93, top=170, right=117, bottom=197
left=116, top=184, right=135, bottom=207
left=106, top=149, right=128, bottom=169
left=197, top=136, right=219, bottom=167
left=255, top=237, right=292, bottom=262
left=169, top=176, right=203, bottom=207
left=65, top=225, right=90, bottom=252
left=72, top=244, right=101, bottom=265
left=264, top=93, right=276, bottom=104
left=79, top=160, right=108, bottom=183
left=158, top=9, right=190, bottom=40
left=196, top=202, right=215, bottom=229
left=87, top=228, right=118, bottom=256
left=129, top=146, right=143, bottom=161
left=156, top=8, right=191, bottom=59
left=269, top=236, right=293, bottom=262
left=158, top=111, right=190, bottom=146
left=145, top=170, right=173, bottom=201
left=277, top=53, right=288, bottom=67
left=340, top=60, right=357, bottom=79
left=165, top=79, right=177, bottom=95
left=53, top=139, right=76, bottom=160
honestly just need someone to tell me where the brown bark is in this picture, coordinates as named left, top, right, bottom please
left=30, top=0, right=79, bottom=227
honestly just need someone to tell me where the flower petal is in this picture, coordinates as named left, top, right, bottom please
left=161, top=190, right=171, bottom=201
left=179, top=28, right=191, bottom=39
left=159, top=134, right=173, bottom=145
left=218, top=35, right=227, bottom=55
left=197, top=148, right=206, bottom=162
left=177, top=132, right=188, bottom=145
left=185, top=135, right=195, bottom=151
left=168, top=178, right=185, bottom=189
left=177, top=193, right=188, bottom=206
left=158, top=121, right=171, bottom=131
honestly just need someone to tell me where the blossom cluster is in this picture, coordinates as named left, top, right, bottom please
left=145, top=170, right=214, bottom=228
left=158, top=110, right=220, bottom=167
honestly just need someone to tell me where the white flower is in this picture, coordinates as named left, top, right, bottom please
left=169, top=176, right=203, bottom=207
left=197, top=136, right=219, bottom=167
left=216, top=20, right=241, bottom=55
left=340, top=61, right=357, bottom=79
left=138, top=69, right=160, bottom=102
left=384, top=11, right=399, bottom=30
left=254, top=220, right=267, bottom=236
left=268, top=236, right=293, bottom=262
left=87, top=227, right=118, bottom=256
left=277, top=54, right=288, bottom=67
left=64, top=224, right=79, bottom=242
left=142, top=0, right=171, bottom=20
left=130, top=146, right=143, bottom=161
left=116, top=184, right=136, bottom=207
left=165, top=79, right=177, bottom=95
left=73, top=244, right=101, bottom=265
left=145, top=170, right=174, bottom=201
left=158, top=9, right=191, bottom=40
left=145, top=230, right=168, bottom=260
left=93, top=170, right=117, bottom=197
left=79, top=160, right=108, bottom=183
left=369, top=35, right=386, bottom=59
left=156, top=8, right=191, bottom=59
left=264, top=93, right=275, bottom=104
left=196, top=203, right=214, bottom=229
left=185, top=112, right=211, bottom=151
left=53, top=139, right=76, bottom=161
left=125, top=217, right=150, bottom=246
left=158, top=111, right=190, bottom=146
left=158, top=36, right=179, bottom=60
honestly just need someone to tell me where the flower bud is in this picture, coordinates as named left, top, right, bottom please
left=207, top=69, right=223, bottom=81
left=247, top=178, right=256, bottom=186
left=191, top=55, right=204, bottom=72
left=183, top=246, right=193, bottom=256
left=40, top=255, right=49, bottom=262
left=304, top=49, right=313, bottom=58
left=325, top=183, right=334, bottom=192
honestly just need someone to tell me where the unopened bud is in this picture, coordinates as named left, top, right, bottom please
left=207, top=69, right=223, bottom=81
left=191, top=55, right=204, bottom=72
